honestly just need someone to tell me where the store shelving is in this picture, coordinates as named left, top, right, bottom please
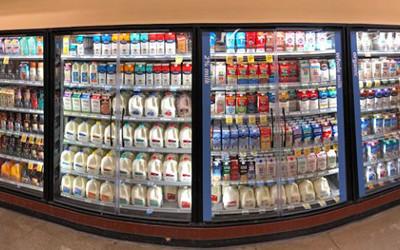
left=0, top=107, right=43, bottom=114
left=0, top=79, right=43, bottom=87
left=0, top=152, right=43, bottom=166
left=61, top=54, right=192, bottom=61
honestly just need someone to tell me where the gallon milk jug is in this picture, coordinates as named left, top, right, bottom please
left=77, top=120, right=92, bottom=142
left=222, top=185, right=239, bottom=210
left=317, top=151, right=327, bottom=171
left=72, top=176, right=88, bottom=198
left=132, top=184, right=147, bottom=206
left=100, top=181, right=115, bottom=202
left=271, top=184, right=287, bottom=205
left=211, top=185, right=221, bottom=204
left=255, top=186, right=272, bottom=208
left=163, top=154, right=178, bottom=182
left=176, top=93, right=192, bottom=117
left=306, top=153, right=317, bottom=173
left=239, top=186, right=256, bottom=209
left=104, top=122, right=117, bottom=146
left=178, top=154, right=191, bottom=182
left=147, top=186, right=163, bottom=208
left=120, top=152, right=134, bottom=177
left=299, top=180, right=316, bottom=202
left=90, top=121, right=104, bottom=144
left=86, top=149, right=103, bottom=174
left=179, top=124, right=192, bottom=149
left=178, top=187, right=192, bottom=209
left=101, top=151, right=116, bottom=176
left=164, top=124, right=179, bottom=148
left=129, top=93, right=145, bottom=117
left=132, top=153, right=149, bottom=180
left=86, top=179, right=101, bottom=200
left=121, top=123, right=135, bottom=147
left=112, top=94, right=128, bottom=115
left=148, top=153, right=163, bottom=181
left=313, top=177, right=331, bottom=199
left=327, top=149, right=337, bottom=169
left=149, top=124, right=164, bottom=148
left=144, top=94, right=160, bottom=117
left=60, top=148, right=76, bottom=170
left=73, top=150, right=88, bottom=173
left=164, top=186, right=178, bottom=202
left=161, top=93, right=176, bottom=118
left=64, top=119, right=78, bottom=140
left=285, top=183, right=301, bottom=204
left=61, top=174, right=74, bottom=194
left=134, top=124, right=149, bottom=148
left=119, top=183, right=131, bottom=205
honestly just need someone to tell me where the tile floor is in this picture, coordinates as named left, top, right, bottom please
left=1, top=205, right=400, bottom=250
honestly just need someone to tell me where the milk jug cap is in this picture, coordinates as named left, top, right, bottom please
left=75, top=35, right=84, bottom=43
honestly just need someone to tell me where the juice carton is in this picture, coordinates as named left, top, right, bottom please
left=237, top=63, right=248, bottom=84
left=256, top=32, right=266, bottom=53
left=182, top=62, right=192, bottom=85
left=100, top=93, right=111, bottom=115
left=276, top=32, right=285, bottom=51
left=153, top=64, right=162, bottom=85
left=170, top=63, right=182, bottom=85
left=161, top=63, right=170, bottom=86
left=135, top=63, right=146, bottom=86
left=265, top=32, right=275, bottom=52
left=238, top=125, right=249, bottom=151
left=212, top=122, right=222, bottom=151
left=248, top=63, right=259, bottom=84
left=229, top=125, right=239, bottom=152
left=214, top=91, right=226, bottom=114
left=236, top=92, right=248, bottom=114
left=249, top=125, right=260, bottom=151
left=215, top=62, right=226, bottom=85
left=246, top=32, right=256, bottom=53
left=156, top=33, right=165, bottom=55
left=63, top=91, right=72, bottom=111
left=226, top=63, right=237, bottom=85
left=140, top=33, right=149, bottom=55
left=221, top=125, right=230, bottom=151
left=225, top=91, right=236, bottom=115
left=80, top=92, right=91, bottom=113
left=259, top=126, right=272, bottom=151
left=257, top=91, right=269, bottom=113
left=176, top=33, right=188, bottom=54
left=258, top=63, right=270, bottom=84
left=71, top=92, right=82, bottom=112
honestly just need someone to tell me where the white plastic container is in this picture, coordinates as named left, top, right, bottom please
left=164, top=186, right=178, bottom=202
left=255, top=186, right=272, bottom=208
left=119, top=183, right=131, bottom=205
left=297, top=155, right=307, bottom=174
left=327, top=149, right=337, bottom=169
left=222, top=186, right=239, bottom=210
left=144, top=94, right=160, bottom=117
left=100, top=181, right=115, bottom=202
left=147, top=153, right=163, bottom=181
left=270, top=184, right=287, bottom=205
left=134, top=124, right=149, bottom=148
left=121, top=123, right=135, bottom=147
left=131, top=184, right=147, bottom=206
left=147, top=186, right=163, bottom=208
left=299, top=180, right=316, bottom=202
left=101, top=151, right=116, bottom=176
left=128, top=94, right=144, bottom=116
left=313, top=177, right=331, bottom=199
left=179, top=124, right=192, bottom=149
left=120, top=152, right=134, bottom=177
left=239, top=186, right=256, bottom=209
left=86, top=150, right=103, bottom=174
left=162, top=154, right=178, bottom=182
left=317, top=151, right=327, bottom=171
left=90, top=121, right=104, bottom=144
left=178, top=154, right=192, bottom=182
left=176, top=93, right=192, bottom=117
left=161, top=93, right=176, bottom=118
left=77, top=120, right=92, bottom=142
left=178, top=187, right=192, bottom=209
left=72, top=176, right=88, bottom=198
left=61, top=174, right=74, bottom=194
left=306, top=153, right=317, bottom=173
left=86, top=179, right=101, bottom=200
left=60, top=148, right=75, bottom=170
left=287, top=155, right=298, bottom=177
left=149, top=124, right=164, bottom=148
left=132, top=153, right=149, bottom=180
left=64, top=119, right=78, bottom=140
left=73, top=150, right=88, bottom=173
left=164, top=124, right=179, bottom=148
left=104, top=122, right=117, bottom=146
left=285, top=183, right=301, bottom=204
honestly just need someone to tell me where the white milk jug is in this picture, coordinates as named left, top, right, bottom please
left=147, top=186, right=163, bottom=208
left=72, top=176, right=88, bottom=198
left=101, top=151, right=116, bottom=176
left=120, top=152, right=134, bottom=177
left=86, top=149, right=103, bottom=174
left=121, top=123, right=135, bottom=147
left=164, top=186, right=178, bottom=202
left=161, top=93, right=176, bottom=118
left=239, top=186, right=256, bottom=209
left=285, top=183, right=301, bottom=204
left=60, top=148, right=76, bottom=170
left=134, top=124, right=149, bottom=148
left=149, top=124, right=164, bottom=148
left=211, top=185, right=222, bottom=204
left=132, top=153, right=149, bottom=180
left=271, top=184, right=287, bottom=205
left=313, top=177, right=331, bottom=199
left=178, top=154, right=192, bottom=182
left=90, top=121, right=104, bottom=144
left=222, top=185, right=239, bottom=210
left=119, top=183, right=131, bottom=205
left=132, top=184, right=147, bottom=206
left=73, top=150, right=88, bottom=173
left=144, top=94, right=160, bottom=117
left=77, top=120, right=93, bottom=142
left=128, top=93, right=144, bottom=116
left=164, top=124, right=179, bottom=148
left=327, top=149, right=337, bottom=169
left=162, top=154, right=178, bottom=182
left=112, top=94, right=128, bottom=115
left=61, top=174, right=74, bottom=194
left=179, top=124, right=192, bottom=149
left=299, top=180, right=316, bottom=202
left=104, top=122, right=117, bottom=146
left=147, top=153, right=163, bottom=181
left=178, top=187, right=192, bottom=209
left=86, top=179, right=101, bottom=200
left=64, top=119, right=78, bottom=140
left=255, top=186, right=272, bottom=208
left=100, top=181, right=115, bottom=202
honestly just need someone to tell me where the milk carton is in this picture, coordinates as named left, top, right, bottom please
left=80, top=92, right=91, bottom=113
left=170, top=63, right=182, bottom=85
left=178, top=154, right=191, bottom=182
left=130, top=33, right=140, bottom=55
left=179, top=124, right=192, bottom=149
left=212, top=122, right=222, bottom=151
left=182, top=62, right=192, bottom=86
left=132, top=184, right=147, bottom=206
left=248, top=125, right=260, bottom=151
left=306, top=153, right=317, bottom=173
left=101, top=34, right=111, bottom=56
left=266, top=156, right=277, bottom=180
left=71, top=92, right=82, bottom=112
left=90, top=93, right=101, bottom=114
left=73, top=150, right=89, bottom=173
left=327, top=149, right=337, bottom=169
left=238, top=125, right=249, bottom=151
left=92, top=35, right=101, bottom=56
left=317, top=151, right=327, bottom=171
left=165, top=32, right=176, bottom=55
left=132, top=153, right=149, bottom=180
left=63, top=91, right=72, bottom=111
left=149, top=124, right=164, bottom=148
left=163, top=154, right=178, bottom=182
left=164, top=123, right=179, bottom=148
left=221, top=125, right=230, bottom=151
left=135, top=63, right=146, bottom=86
left=148, top=153, right=163, bottom=181
left=211, top=185, right=221, bottom=204
left=229, top=125, right=239, bottom=152
left=140, top=33, right=149, bottom=55
left=161, top=93, right=176, bottom=117
left=145, top=64, right=154, bottom=86
left=111, top=34, right=119, bottom=56
left=120, top=33, right=130, bottom=56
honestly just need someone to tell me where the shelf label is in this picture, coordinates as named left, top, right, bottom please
left=241, top=209, right=250, bottom=215
left=28, top=162, right=34, bottom=170
left=21, top=134, right=28, bottom=143
left=235, top=115, right=243, bottom=125
left=175, top=55, right=183, bottom=64
left=333, top=196, right=340, bottom=203
left=225, top=115, right=233, bottom=125
left=302, top=203, right=312, bottom=210
left=248, top=115, right=256, bottom=125
left=247, top=55, right=255, bottom=63
left=318, top=200, right=327, bottom=207
left=365, top=80, right=372, bottom=88
left=374, top=79, right=381, bottom=87
left=3, top=56, right=9, bottom=65
left=37, top=163, right=43, bottom=172
left=226, top=55, right=234, bottom=65
left=265, top=54, right=273, bottom=63
left=237, top=55, right=244, bottom=64
left=259, top=114, right=268, bottom=125
left=28, top=135, right=35, bottom=144
left=287, top=204, right=295, bottom=210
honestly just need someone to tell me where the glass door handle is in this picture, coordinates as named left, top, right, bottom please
left=121, top=108, right=125, bottom=148
left=270, top=108, right=274, bottom=148
left=282, top=108, right=287, bottom=148
left=110, top=107, right=114, bottom=147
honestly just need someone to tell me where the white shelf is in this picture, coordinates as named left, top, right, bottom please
left=64, top=83, right=192, bottom=91
left=60, top=168, right=115, bottom=182
left=361, top=105, right=398, bottom=114
left=211, top=82, right=336, bottom=91
left=63, top=139, right=115, bottom=150
left=0, top=79, right=43, bottom=87
left=0, top=128, right=43, bottom=139
left=364, top=155, right=399, bottom=167
left=61, top=54, right=191, bottom=61
left=64, top=111, right=114, bottom=120
left=0, top=153, right=43, bottom=165
left=120, top=177, right=191, bottom=187
left=120, top=202, right=191, bottom=214
left=358, top=51, right=400, bottom=57
left=0, top=177, right=43, bottom=192
left=362, top=130, right=400, bottom=142
left=210, top=50, right=336, bottom=59
left=121, top=146, right=191, bottom=154
left=0, top=106, right=43, bottom=114
left=61, top=193, right=115, bottom=207
left=0, top=55, right=43, bottom=60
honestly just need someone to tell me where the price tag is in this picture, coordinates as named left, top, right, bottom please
left=303, top=147, right=311, bottom=156
left=333, top=144, right=338, bottom=151
left=237, top=55, right=244, bottom=64
left=21, top=134, right=28, bottom=143
left=374, top=79, right=381, bottom=87
left=226, top=55, right=234, bottom=65
left=314, top=146, right=321, bottom=154
left=28, top=136, right=35, bottom=144
left=225, top=115, right=233, bottom=125
left=3, top=56, right=9, bottom=65
left=241, top=209, right=250, bottom=215
left=364, top=52, right=371, bottom=57
left=175, top=55, right=183, bottom=64
left=359, top=81, right=364, bottom=89
left=333, top=196, right=340, bottom=203
left=287, top=204, right=295, bottom=210
left=248, top=115, right=256, bottom=125
left=318, top=200, right=327, bottom=207
left=35, top=137, right=41, bottom=144
left=259, top=114, right=268, bottom=125
left=302, top=203, right=311, bottom=210
left=235, top=115, right=243, bottom=125
left=37, top=163, right=43, bottom=172
left=247, top=55, right=255, bottom=63
left=28, top=162, right=34, bottom=170
left=265, top=54, right=273, bottom=63
left=367, top=183, right=374, bottom=190
left=365, top=80, right=372, bottom=88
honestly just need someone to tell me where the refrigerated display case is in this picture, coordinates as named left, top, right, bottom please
left=0, top=34, right=45, bottom=197
left=53, top=29, right=193, bottom=220
left=201, top=28, right=347, bottom=220
left=350, top=29, right=400, bottom=197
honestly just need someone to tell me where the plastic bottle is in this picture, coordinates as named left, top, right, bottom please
left=132, top=153, right=149, bottom=179
left=306, top=153, right=317, bottom=173
left=149, top=124, right=164, bottom=148
left=120, top=152, right=134, bottom=177
left=222, top=186, right=239, bottom=210
left=77, top=120, right=92, bottom=142
left=86, top=150, right=103, bottom=174
left=134, top=124, right=149, bottom=148
left=285, top=183, right=301, bottom=204
left=255, top=186, right=272, bottom=208
left=178, top=187, right=192, bottom=209
left=299, top=180, right=316, bottom=202
left=119, top=183, right=131, bottom=205
left=161, top=93, right=176, bottom=118
left=86, top=179, right=101, bottom=200
left=60, top=148, right=76, bottom=170
left=162, top=154, right=178, bottom=182
left=179, top=124, right=192, bottom=149
left=147, top=185, right=163, bottom=208
left=64, top=119, right=78, bottom=140
left=144, top=94, right=160, bottom=117
left=239, top=186, right=256, bottom=209
left=101, top=151, right=116, bottom=176
left=104, top=122, right=117, bottom=146
left=73, top=176, right=88, bottom=198
left=128, top=93, right=144, bottom=116
left=164, top=186, right=177, bottom=202
left=147, top=153, right=163, bottom=181
left=61, top=174, right=74, bottom=194
left=100, top=181, right=114, bottom=202
left=270, top=184, right=287, bottom=205
left=121, top=123, right=134, bottom=147
left=131, top=184, right=147, bottom=206
left=178, top=154, right=192, bottom=182
left=317, top=151, right=327, bottom=171
left=327, top=149, right=337, bottom=169
left=313, top=177, right=331, bottom=199
left=73, top=150, right=89, bottom=173
left=164, top=124, right=179, bottom=148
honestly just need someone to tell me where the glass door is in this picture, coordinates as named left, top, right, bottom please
left=202, top=27, right=346, bottom=221
left=0, top=34, right=45, bottom=197
left=54, top=30, right=193, bottom=220
left=350, top=29, right=400, bottom=197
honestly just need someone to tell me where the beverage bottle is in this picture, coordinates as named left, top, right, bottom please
left=30, top=138, right=37, bottom=160
left=39, top=115, right=44, bottom=133
left=14, top=113, right=22, bottom=132
left=29, top=62, right=37, bottom=81
left=6, top=113, right=14, bottom=131
left=30, top=89, right=38, bottom=109
left=23, top=88, right=31, bottom=108
left=23, top=139, right=30, bottom=158
left=38, top=90, right=44, bottom=110
left=31, top=114, right=38, bottom=133
left=239, top=157, right=248, bottom=182
left=23, top=114, right=31, bottom=132
left=15, top=88, right=22, bottom=107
